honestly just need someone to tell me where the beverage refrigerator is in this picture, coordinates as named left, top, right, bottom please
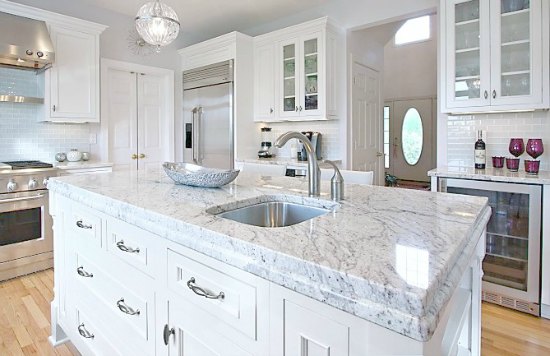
left=437, top=178, right=541, bottom=315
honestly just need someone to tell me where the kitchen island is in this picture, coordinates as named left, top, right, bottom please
left=47, top=170, right=490, bottom=355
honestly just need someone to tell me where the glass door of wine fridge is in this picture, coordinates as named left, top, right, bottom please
left=443, top=178, right=541, bottom=315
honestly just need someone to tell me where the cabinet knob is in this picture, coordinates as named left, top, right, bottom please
left=299, top=105, right=303, bottom=111
left=492, top=90, right=497, bottom=99
left=295, top=106, right=299, bottom=112
left=269, top=107, right=274, bottom=114
left=139, top=153, right=146, bottom=159
left=484, top=90, right=488, bottom=99
left=132, top=154, right=138, bottom=160
left=52, top=105, right=56, bottom=112
left=163, top=324, right=175, bottom=346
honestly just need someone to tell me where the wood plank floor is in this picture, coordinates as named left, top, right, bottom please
left=1, top=269, right=550, bottom=355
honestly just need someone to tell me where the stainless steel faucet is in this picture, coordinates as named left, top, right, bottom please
left=274, top=131, right=321, bottom=197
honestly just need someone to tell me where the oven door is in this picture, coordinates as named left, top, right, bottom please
left=0, top=190, right=52, bottom=263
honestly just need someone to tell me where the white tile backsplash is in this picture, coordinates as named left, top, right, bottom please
left=447, top=111, right=550, bottom=171
left=263, top=120, right=340, bottom=160
left=0, top=68, right=92, bottom=163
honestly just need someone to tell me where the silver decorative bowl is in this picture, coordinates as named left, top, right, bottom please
left=163, top=162, right=240, bottom=188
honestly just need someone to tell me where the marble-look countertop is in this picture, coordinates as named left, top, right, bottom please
left=48, top=170, right=490, bottom=342
left=54, top=161, right=113, bottom=170
left=237, top=157, right=342, bottom=168
left=428, top=166, right=550, bottom=185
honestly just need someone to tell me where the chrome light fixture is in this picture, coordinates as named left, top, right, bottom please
left=135, top=0, right=180, bottom=53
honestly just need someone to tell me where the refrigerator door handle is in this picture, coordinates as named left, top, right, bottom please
left=192, top=107, right=200, bottom=164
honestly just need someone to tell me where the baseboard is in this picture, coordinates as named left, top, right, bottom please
left=541, top=304, right=550, bottom=319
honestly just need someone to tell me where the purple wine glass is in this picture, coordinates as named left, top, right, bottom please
left=526, top=139, right=544, bottom=159
left=509, top=138, right=525, bottom=157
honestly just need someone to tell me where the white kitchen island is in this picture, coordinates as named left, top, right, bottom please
left=47, top=170, right=490, bottom=356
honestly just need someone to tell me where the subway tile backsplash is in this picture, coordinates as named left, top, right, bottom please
left=447, top=111, right=550, bottom=171
left=0, top=68, right=91, bottom=163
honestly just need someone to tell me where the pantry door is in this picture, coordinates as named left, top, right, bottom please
left=391, top=98, right=435, bottom=182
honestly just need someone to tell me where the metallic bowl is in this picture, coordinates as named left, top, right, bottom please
left=162, top=162, right=240, bottom=188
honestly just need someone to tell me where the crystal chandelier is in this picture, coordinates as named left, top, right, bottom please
left=135, top=0, right=180, bottom=53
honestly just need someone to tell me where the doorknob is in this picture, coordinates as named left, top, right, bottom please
left=139, top=153, right=146, bottom=159
left=376, top=152, right=384, bottom=157
left=131, top=154, right=138, bottom=160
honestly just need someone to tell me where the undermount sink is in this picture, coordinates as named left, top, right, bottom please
left=216, top=201, right=330, bottom=228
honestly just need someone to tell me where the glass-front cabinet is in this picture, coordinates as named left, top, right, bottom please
left=279, top=33, right=322, bottom=119
left=442, top=0, right=548, bottom=112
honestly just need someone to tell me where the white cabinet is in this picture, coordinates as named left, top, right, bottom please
left=253, top=17, right=342, bottom=122
left=253, top=43, right=276, bottom=121
left=441, top=0, right=549, bottom=113
left=44, top=23, right=104, bottom=123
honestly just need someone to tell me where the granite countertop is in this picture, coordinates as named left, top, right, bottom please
left=54, top=161, right=113, bottom=170
left=48, top=170, right=490, bottom=342
left=428, top=166, right=550, bottom=185
left=238, top=157, right=342, bottom=168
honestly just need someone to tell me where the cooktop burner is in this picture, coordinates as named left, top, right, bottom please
left=2, top=160, right=54, bottom=170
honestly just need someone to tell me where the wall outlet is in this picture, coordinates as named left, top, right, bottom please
left=89, top=133, right=97, bottom=145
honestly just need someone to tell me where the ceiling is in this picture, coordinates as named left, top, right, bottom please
left=80, top=0, right=331, bottom=40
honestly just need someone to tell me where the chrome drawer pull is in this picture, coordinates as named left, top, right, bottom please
left=77, top=266, right=93, bottom=278
left=163, top=324, right=175, bottom=345
left=116, top=298, right=140, bottom=316
left=116, top=240, right=140, bottom=254
left=76, top=220, right=92, bottom=229
left=186, top=277, right=225, bottom=300
left=77, top=323, right=94, bottom=339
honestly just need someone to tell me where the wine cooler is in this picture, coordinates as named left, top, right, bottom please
left=439, top=178, right=541, bottom=315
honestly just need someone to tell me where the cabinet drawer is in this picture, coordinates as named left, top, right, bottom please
left=67, top=203, right=103, bottom=249
left=167, top=249, right=257, bottom=339
left=68, top=250, right=155, bottom=354
left=70, top=307, right=123, bottom=356
left=105, top=218, right=159, bottom=277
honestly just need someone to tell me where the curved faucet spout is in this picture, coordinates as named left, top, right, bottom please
left=274, top=131, right=321, bottom=197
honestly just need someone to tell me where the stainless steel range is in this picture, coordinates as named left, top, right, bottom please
left=0, top=161, right=57, bottom=280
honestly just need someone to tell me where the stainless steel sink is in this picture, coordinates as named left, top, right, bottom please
left=217, top=201, right=330, bottom=228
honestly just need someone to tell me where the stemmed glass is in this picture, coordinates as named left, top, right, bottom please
left=509, top=138, right=525, bottom=157
left=526, top=139, right=544, bottom=159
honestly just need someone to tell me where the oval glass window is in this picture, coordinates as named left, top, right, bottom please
left=401, top=108, right=423, bottom=166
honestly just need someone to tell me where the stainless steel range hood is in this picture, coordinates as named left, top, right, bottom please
left=0, top=12, right=55, bottom=70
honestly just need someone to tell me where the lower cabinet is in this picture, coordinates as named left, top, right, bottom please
left=50, top=195, right=483, bottom=356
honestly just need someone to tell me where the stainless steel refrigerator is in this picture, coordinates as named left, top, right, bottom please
left=183, top=60, right=234, bottom=170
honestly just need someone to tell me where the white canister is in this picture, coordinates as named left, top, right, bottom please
left=67, top=149, right=82, bottom=162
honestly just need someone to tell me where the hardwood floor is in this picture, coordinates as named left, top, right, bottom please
left=0, top=269, right=74, bottom=355
left=1, top=269, right=550, bottom=355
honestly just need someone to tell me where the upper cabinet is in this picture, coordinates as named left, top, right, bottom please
left=441, top=0, right=549, bottom=113
left=46, top=26, right=100, bottom=122
left=254, top=17, right=343, bottom=122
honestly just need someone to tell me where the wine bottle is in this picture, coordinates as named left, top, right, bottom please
left=474, top=130, right=486, bottom=169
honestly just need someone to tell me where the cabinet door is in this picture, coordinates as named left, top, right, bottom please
left=279, top=39, right=300, bottom=118
left=445, top=0, right=492, bottom=109
left=254, top=43, right=276, bottom=121
left=489, top=0, right=543, bottom=106
left=300, top=34, right=323, bottom=118
left=167, top=299, right=253, bottom=356
left=49, top=26, right=98, bottom=122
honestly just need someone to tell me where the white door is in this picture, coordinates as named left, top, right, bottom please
left=137, top=74, right=167, bottom=172
left=350, top=62, right=383, bottom=185
left=391, top=99, right=435, bottom=182
left=107, top=69, right=138, bottom=171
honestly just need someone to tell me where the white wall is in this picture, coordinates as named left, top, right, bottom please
left=383, top=15, right=437, bottom=100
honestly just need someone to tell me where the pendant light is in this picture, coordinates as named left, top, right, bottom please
left=135, top=0, right=180, bottom=53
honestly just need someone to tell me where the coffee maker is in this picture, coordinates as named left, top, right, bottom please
left=297, top=131, right=322, bottom=161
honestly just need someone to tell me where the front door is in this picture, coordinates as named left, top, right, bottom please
left=350, top=62, right=383, bottom=185
left=391, top=98, right=435, bottom=182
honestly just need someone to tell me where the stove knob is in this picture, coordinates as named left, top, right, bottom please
left=43, top=177, right=50, bottom=188
left=28, top=178, right=38, bottom=190
left=7, top=179, right=18, bottom=192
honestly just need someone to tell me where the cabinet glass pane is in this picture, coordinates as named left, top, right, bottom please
left=303, top=39, right=319, bottom=111
left=447, top=187, right=530, bottom=291
left=283, top=44, right=296, bottom=112
left=500, top=0, right=531, bottom=97
left=454, top=0, right=481, bottom=101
